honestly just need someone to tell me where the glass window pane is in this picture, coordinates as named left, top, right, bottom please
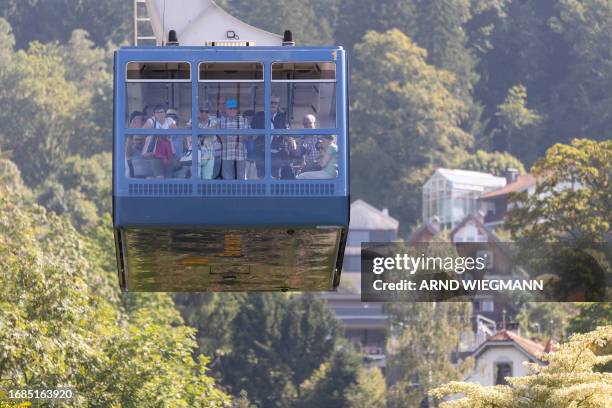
left=199, top=62, right=263, bottom=81
left=125, top=135, right=191, bottom=179
left=198, top=83, right=263, bottom=124
left=271, top=135, right=338, bottom=179
left=271, top=83, right=336, bottom=129
left=198, top=135, right=263, bottom=180
left=126, top=82, right=192, bottom=128
left=272, top=62, right=336, bottom=80
left=126, top=62, right=190, bottom=80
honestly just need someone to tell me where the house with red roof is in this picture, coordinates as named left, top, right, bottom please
left=466, top=329, right=550, bottom=386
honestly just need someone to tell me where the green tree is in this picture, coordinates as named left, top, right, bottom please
left=385, top=302, right=473, bottom=407
left=222, top=293, right=292, bottom=407
left=516, top=302, right=578, bottom=342
left=221, top=294, right=346, bottom=407
left=452, top=149, right=525, bottom=176
left=0, top=17, right=15, bottom=67
left=0, top=160, right=230, bottom=406
left=174, top=292, right=244, bottom=359
left=0, top=0, right=131, bottom=48
left=350, top=29, right=471, bottom=229
left=506, top=139, right=611, bottom=244
left=431, top=325, right=612, bottom=407
left=493, top=84, right=543, bottom=163
left=223, top=0, right=338, bottom=45
left=297, top=341, right=363, bottom=408
left=547, top=0, right=612, bottom=143
left=0, top=29, right=113, bottom=185
left=0, top=40, right=85, bottom=185
left=345, top=367, right=387, bottom=408
left=567, top=303, right=612, bottom=335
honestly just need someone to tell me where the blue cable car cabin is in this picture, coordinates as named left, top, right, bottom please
left=113, top=46, right=349, bottom=291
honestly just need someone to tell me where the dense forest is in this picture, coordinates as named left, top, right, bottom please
left=0, top=0, right=610, bottom=407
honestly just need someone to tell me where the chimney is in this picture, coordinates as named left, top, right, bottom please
left=505, top=167, right=520, bottom=184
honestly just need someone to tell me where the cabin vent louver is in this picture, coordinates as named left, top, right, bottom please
left=271, top=183, right=334, bottom=196
left=198, top=183, right=266, bottom=196
left=129, top=183, right=193, bottom=196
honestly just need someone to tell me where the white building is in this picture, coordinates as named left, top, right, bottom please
left=422, top=169, right=506, bottom=229
left=466, top=329, right=548, bottom=386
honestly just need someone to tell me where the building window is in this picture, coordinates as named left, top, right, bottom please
left=494, top=362, right=513, bottom=385
left=480, top=300, right=494, bottom=312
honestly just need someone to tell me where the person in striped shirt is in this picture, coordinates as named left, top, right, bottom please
left=218, top=99, right=249, bottom=179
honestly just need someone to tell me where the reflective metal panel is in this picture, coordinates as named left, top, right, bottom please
left=121, top=227, right=343, bottom=291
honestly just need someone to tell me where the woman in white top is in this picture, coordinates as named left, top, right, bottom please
left=142, top=105, right=177, bottom=178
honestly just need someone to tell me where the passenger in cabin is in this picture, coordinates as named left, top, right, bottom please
left=143, top=104, right=176, bottom=129
left=165, top=109, right=185, bottom=170
left=129, top=135, right=152, bottom=178
left=250, top=94, right=288, bottom=129
left=299, top=114, right=321, bottom=173
left=142, top=105, right=179, bottom=178
left=251, top=95, right=287, bottom=178
left=271, top=135, right=298, bottom=179
left=178, top=107, right=192, bottom=129
left=142, top=104, right=154, bottom=121
left=128, top=110, right=144, bottom=128
left=296, top=135, right=338, bottom=179
left=218, top=99, right=249, bottom=179
left=197, top=101, right=218, bottom=128
left=196, top=101, right=222, bottom=179
left=126, top=111, right=144, bottom=177
left=166, top=108, right=179, bottom=122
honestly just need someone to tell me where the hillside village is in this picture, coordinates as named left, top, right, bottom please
left=323, top=167, right=553, bottom=386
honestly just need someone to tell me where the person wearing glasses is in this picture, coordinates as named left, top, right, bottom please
left=250, top=95, right=288, bottom=130
left=218, top=99, right=249, bottom=179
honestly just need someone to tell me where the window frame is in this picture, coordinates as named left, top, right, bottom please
left=125, top=61, right=192, bottom=82
left=271, top=61, right=337, bottom=83
left=198, top=61, right=264, bottom=83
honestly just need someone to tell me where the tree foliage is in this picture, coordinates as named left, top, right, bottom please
left=452, top=149, right=525, bottom=176
left=385, top=302, right=473, bottom=407
left=506, top=138, right=611, bottom=244
left=220, top=293, right=344, bottom=407
left=431, top=326, right=612, bottom=407
left=567, top=303, right=612, bottom=335
left=350, top=29, right=471, bottom=230
left=0, top=26, right=112, bottom=186
left=0, top=0, right=131, bottom=48
left=0, top=162, right=230, bottom=406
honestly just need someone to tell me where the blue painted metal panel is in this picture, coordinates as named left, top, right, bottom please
left=115, top=196, right=349, bottom=227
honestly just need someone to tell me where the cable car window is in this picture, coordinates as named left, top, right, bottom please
left=126, top=62, right=191, bottom=80
left=271, top=135, right=338, bottom=180
left=198, top=135, right=264, bottom=180
left=199, top=62, right=263, bottom=81
left=198, top=63, right=264, bottom=122
left=126, top=83, right=192, bottom=128
left=125, top=134, right=192, bottom=179
left=271, top=62, right=336, bottom=129
left=126, top=62, right=191, bottom=128
left=272, top=62, right=335, bottom=80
